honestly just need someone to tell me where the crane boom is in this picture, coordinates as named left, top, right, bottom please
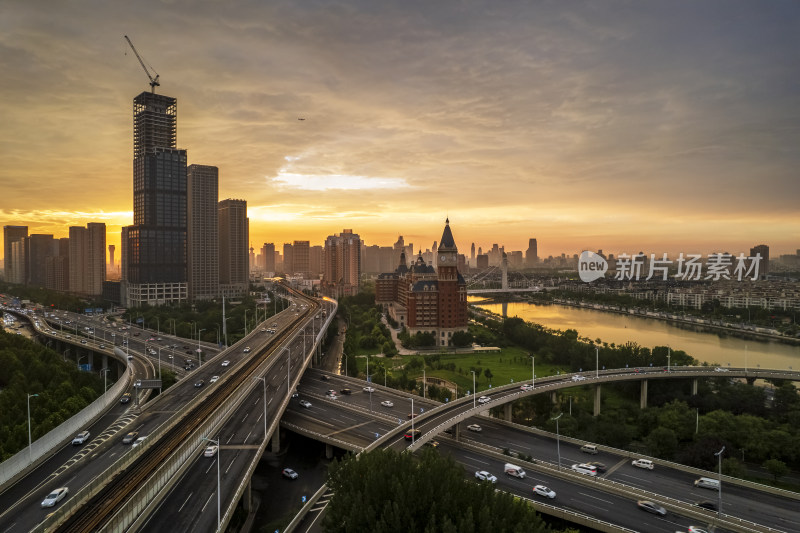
left=124, top=35, right=160, bottom=93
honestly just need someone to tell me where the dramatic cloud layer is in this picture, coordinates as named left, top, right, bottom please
left=1, top=0, right=798, bottom=257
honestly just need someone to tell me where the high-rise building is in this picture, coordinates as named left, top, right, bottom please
left=45, top=238, right=70, bottom=292
left=526, top=238, right=538, bottom=266
left=125, top=91, right=188, bottom=306
left=282, top=243, right=293, bottom=274
left=323, top=229, right=362, bottom=298
left=68, top=223, right=106, bottom=296
left=26, top=234, right=55, bottom=288
left=261, top=243, right=276, bottom=273
left=292, top=241, right=311, bottom=277
left=187, top=164, right=219, bottom=300
left=376, top=219, right=467, bottom=345
left=218, top=199, right=249, bottom=297
left=4, top=225, right=28, bottom=283
left=309, top=245, right=323, bottom=278
left=108, top=245, right=116, bottom=270
left=750, top=244, right=769, bottom=279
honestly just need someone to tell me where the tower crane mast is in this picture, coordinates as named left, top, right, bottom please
left=124, top=35, right=160, bottom=93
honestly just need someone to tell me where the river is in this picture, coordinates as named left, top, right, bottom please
left=470, top=298, right=799, bottom=370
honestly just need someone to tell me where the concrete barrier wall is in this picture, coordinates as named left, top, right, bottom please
left=0, top=363, right=131, bottom=487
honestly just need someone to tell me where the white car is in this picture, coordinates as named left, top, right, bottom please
left=474, top=470, right=497, bottom=483
left=631, top=458, right=654, bottom=470
left=299, top=399, right=312, bottom=408
left=688, top=527, right=709, bottom=533
left=209, top=375, right=219, bottom=383
left=532, top=485, right=556, bottom=499
left=363, top=386, right=375, bottom=393
left=520, top=384, right=534, bottom=391
left=132, top=437, right=147, bottom=448
left=467, top=424, right=482, bottom=432
left=380, top=400, right=394, bottom=407
left=477, top=395, right=490, bottom=404
left=282, top=468, right=299, bottom=479
left=204, top=445, right=218, bottom=457
left=221, top=360, right=230, bottom=366
left=243, top=347, right=251, bottom=353
left=572, top=375, right=587, bottom=381
left=41, top=487, right=69, bottom=508
left=72, top=431, right=90, bottom=445
left=714, top=367, right=729, bottom=372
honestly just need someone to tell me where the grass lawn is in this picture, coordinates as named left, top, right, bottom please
left=356, top=346, right=573, bottom=395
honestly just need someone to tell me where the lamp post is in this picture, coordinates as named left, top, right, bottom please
left=530, top=355, right=535, bottom=388
left=198, top=329, right=205, bottom=366
left=471, top=371, right=476, bottom=409
left=77, top=355, right=86, bottom=370
left=27, top=393, right=39, bottom=463
left=202, top=437, right=221, bottom=530
left=254, top=376, right=267, bottom=440
left=552, top=413, right=563, bottom=469
left=595, top=346, right=599, bottom=378
left=715, top=446, right=725, bottom=515
left=411, top=396, right=415, bottom=444
left=284, top=347, right=291, bottom=396
left=101, top=367, right=110, bottom=394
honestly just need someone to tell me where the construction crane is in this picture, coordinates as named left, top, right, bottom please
left=124, top=35, right=160, bottom=93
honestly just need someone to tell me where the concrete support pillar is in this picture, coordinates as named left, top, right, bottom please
left=691, top=378, right=698, bottom=396
left=242, top=478, right=252, bottom=511
left=551, top=391, right=558, bottom=404
left=640, top=379, right=648, bottom=409
left=325, top=443, right=333, bottom=459
left=102, top=353, right=108, bottom=372
left=88, top=352, right=94, bottom=369
left=453, top=423, right=460, bottom=441
left=593, top=384, right=601, bottom=416
left=503, top=403, right=512, bottom=422
left=271, top=430, right=280, bottom=453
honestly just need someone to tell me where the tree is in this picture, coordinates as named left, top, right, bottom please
left=451, top=330, right=473, bottom=347
left=484, top=368, right=493, bottom=385
left=762, top=458, right=789, bottom=484
left=645, top=427, right=678, bottom=459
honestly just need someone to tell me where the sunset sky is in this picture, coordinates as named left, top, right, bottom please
left=1, top=0, right=798, bottom=260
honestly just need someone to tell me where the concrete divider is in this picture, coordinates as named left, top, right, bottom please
left=0, top=364, right=131, bottom=488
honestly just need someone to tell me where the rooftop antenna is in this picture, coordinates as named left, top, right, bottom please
left=124, top=35, right=160, bottom=93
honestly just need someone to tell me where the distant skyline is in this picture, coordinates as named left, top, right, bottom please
left=1, top=1, right=798, bottom=259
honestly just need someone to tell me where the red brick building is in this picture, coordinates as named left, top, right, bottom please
left=376, top=219, right=467, bottom=346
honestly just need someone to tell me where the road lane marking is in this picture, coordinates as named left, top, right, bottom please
left=201, top=492, right=214, bottom=513
left=578, top=492, right=614, bottom=505
left=205, top=459, right=216, bottom=474
left=178, top=492, right=193, bottom=512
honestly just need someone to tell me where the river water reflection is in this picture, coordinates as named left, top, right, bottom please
left=471, top=298, right=799, bottom=370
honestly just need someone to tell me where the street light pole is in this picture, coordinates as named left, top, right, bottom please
left=552, top=413, right=563, bottom=470
left=471, top=371, right=476, bottom=409
left=202, top=437, right=221, bottom=530
left=254, top=376, right=267, bottom=440
left=423, top=368, right=426, bottom=399
left=595, top=346, right=599, bottom=378
left=715, top=446, right=725, bottom=515
left=198, top=328, right=205, bottom=366
left=27, top=393, right=39, bottom=463
left=530, top=355, right=535, bottom=388
left=284, top=347, right=290, bottom=395
left=244, top=309, right=248, bottom=337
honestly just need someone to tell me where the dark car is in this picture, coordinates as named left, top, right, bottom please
left=120, top=393, right=131, bottom=404
left=404, top=429, right=421, bottom=441
left=194, top=380, right=205, bottom=388
left=320, top=374, right=329, bottom=381
left=695, top=500, right=718, bottom=511
left=586, top=461, right=607, bottom=472
left=122, top=431, right=139, bottom=444
left=340, top=388, right=352, bottom=395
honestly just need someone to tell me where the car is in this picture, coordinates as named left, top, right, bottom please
left=340, top=388, right=352, bottom=395
left=320, top=374, right=329, bottom=381
left=80, top=339, right=87, bottom=345
left=194, top=380, right=205, bottom=388
left=477, top=395, right=490, bottom=404
left=474, top=471, right=497, bottom=483
left=695, top=501, right=718, bottom=511
left=520, top=384, right=534, bottom=391
left=122, top=431, right=139, bottom=444
left=636, top=500, right=667, bottom=516
left=260, top=328, right=267, bottom=332
left=184, top=365, right=192, bottom=371
left=631, top=458, right=654, bottom=470
left=243, top=347, right=251, bottom=353
left=204, top=445, right=218, bottom=457
left=381, top=400, right=394, bottom=407
left=407, top=413, right=418, bottom=419
left=299, top=399, right=312, bottom=408
left=120, top=393, right=131, bottom=404
left=100, top=343, right=106, bottom=348
left=221, top=360, right=230, bottom=366
left=291, top=390, right=299, bottom=398
left=209, top=375, right=219, bottom=383
left=363, top=386, right=375, bottom=393
left=467, top=424, right=482, bottom=432
left=571, top=463, right=598, bottom=476
left=72, top=430, right=90, bottom=445
left=325, top=389, right=338, bottom=398
left=688, top=527, right=710, bottom=533
left=714, top=367, right=729, bottom=372
left=425, top=440, right=439, bottom=448
left=132, top=436, right=147, bottom=448
left=404, top=429, right=421, bottom=441
left=41, top=487, right=69, bottom=508
left=572, top=375, right=587, bottom=381
left=282, top=468, right=299, bottom=479
left=586, top=461, right=607, bottom=473
left=532, top=485, right=556, bottom=499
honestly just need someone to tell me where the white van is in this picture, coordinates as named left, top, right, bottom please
left=504, top=463, right=526, bottom=478
left=580, top=444, right=598, bottom=455
left=694, top=477, right=720, bottom=490
left=631, top=458, right=654, bottom=470
left=571, top=463, right=598, bottom=476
